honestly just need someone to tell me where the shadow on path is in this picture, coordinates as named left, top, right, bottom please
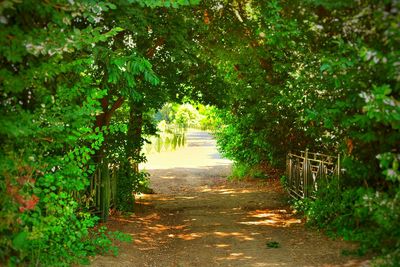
left=90, top=130, right=368, bottom=267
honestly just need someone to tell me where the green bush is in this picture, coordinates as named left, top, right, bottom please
left=210, top=1, right=399, bottom=264
left=296, top=170, right=400, bottom=263
left=0, top=1, right=131, bottom=265
left=229, top=162, right=267, bottom=180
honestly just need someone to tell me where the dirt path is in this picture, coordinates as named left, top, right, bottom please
left=90, top=130, right=368, bottom=267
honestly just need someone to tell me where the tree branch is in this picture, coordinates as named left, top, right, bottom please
left=146, top=37, right=166, bottom=58
left=105, top=96, right=125, bottom=126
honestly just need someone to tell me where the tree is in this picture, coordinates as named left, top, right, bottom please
left=0, top=0, right=128, bottom=265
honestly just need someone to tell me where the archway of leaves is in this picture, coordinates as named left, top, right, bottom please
left=1, top=0, right=399, bottom=266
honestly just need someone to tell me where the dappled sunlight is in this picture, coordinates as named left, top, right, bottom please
left=213, top=231, right=255, bottom=241
left=176, top=232, right=204, bottom=240
left=111, top=206, right=299, bottom=254
left=215, top=243, right=230, bottom=248
left=324, top=259, right=372, bottom=267
left=136, top=194, right=176, bottom=202
left=216, top=252, right=253, bottom=261
left=200, top=187, right=253, bottom=194
left=134, top=200, right=152, bottom=206
left=183, top=218, right=197, bottom=222
left=220, top=210, right=242, bottom=216
left=160, top=175, right=177, bottom=180
left=96, top=129, right=365, bottom=266
left=175, top=196, right=197, bottom=200
left=110, top=211, right=193, bottom=250
left=199, top=187, right=216, bottom=193
left=148, top=223, right=177, bottom=232
left=163, top=230, right=257, bottom=242
left=238, top=209, right=301, bottom=227
left=132, top=221, right=191, bottom=249
left=112, top=212, right=159, bottom=224
left=250, top=232, right=261, bottom=236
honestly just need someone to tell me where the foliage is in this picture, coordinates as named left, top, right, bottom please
left=87, top=226, right=132, bottom=258
left=133, top=171, right=152, bottom=194
left=296, top=0, right=398, bottom=262
left=1, top=0, right=206, bottom=264
left=173, top=104, right=201, bottom=129
left=266, top=241, right=281, bottom=249
left=1, top=0, right=399, bottom=265
left=115, top=165, right=151, bottom=210
left=0, top=1, right=118, bottom=265
left=296, top=172, right=400, bottom=263
left=0, top=0, right=166, bottom=264
left=203, top=0, right=399, bottom=263
left=154, top=102, right=207, bottom=129
left=196, top=104, right=219, bottom=131
left=229, top=163, right=266, bottom=180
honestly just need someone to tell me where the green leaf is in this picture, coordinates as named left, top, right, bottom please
left=266, top=241, right=280, bottom=248
left=13, top=232, right=29, bottom=250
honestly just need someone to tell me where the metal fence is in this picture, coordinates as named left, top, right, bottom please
left=286, top=149, right=341, bottom=199
left=90, top=163, right=118, bottom=220
left=74, top=161, right=118, bottom=221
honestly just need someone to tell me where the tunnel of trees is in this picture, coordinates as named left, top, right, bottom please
left=0, top=0, right=399, bottom=266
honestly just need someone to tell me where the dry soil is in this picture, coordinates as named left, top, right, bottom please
left=90, top=130, right=369, bottom=267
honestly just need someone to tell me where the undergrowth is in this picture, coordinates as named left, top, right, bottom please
left=292, top=177, right=400, bottom=266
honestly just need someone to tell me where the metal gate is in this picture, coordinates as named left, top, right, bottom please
left=286, top=149, right=341, bottom=199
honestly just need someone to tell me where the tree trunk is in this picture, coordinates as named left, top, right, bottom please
left=127, top=100, right=144, bottom=171
left=92, top=95, right=125, bottom=218
left=115, top=99, right=144, bottom=211
left=99, top=159, right=110, bottom=222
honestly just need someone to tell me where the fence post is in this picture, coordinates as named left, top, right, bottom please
left=111, top=165, right=117, bottom=207
left=303, top=149, right=309, bottom=198
left=286, top=153, right=289, bottom=180
left=100, top=159, right=110, bottom=222
left=337, top=153, right=341, bottom=190
left=286, top=152, right=291, bottom=196
left=289, top=152, right=292, bottom=191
